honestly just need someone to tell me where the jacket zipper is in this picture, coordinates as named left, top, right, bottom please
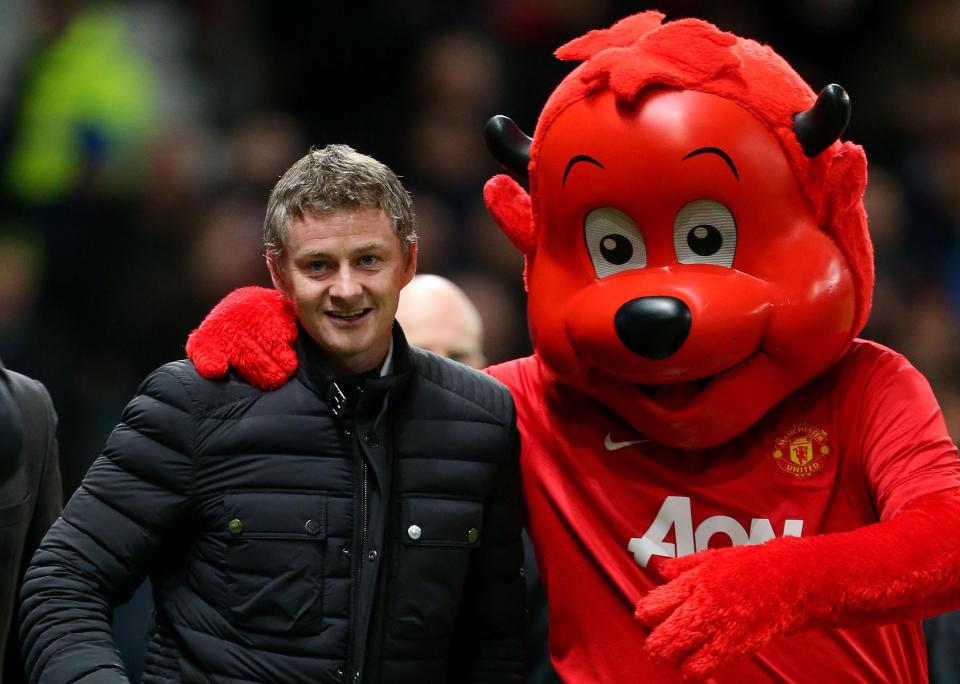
left=361, top=460, right=369, bottom=556
left=350, top=458, right=369, bottom=683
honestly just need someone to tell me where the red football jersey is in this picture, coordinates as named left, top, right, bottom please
left=488, top=339, right=959, bottom=683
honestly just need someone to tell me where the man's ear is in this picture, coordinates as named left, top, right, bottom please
left=402, top=241, right=418, bottom=286
left=266, top=253, right=290, bottom=297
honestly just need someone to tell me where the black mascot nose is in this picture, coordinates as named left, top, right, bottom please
left=614, top=296, right=691, bottom=360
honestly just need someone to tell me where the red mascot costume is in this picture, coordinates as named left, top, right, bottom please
left=186, top=12, right=960, bottom=682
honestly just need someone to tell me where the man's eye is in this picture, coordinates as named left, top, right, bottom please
left=359, top=255, right=380, bottom=267
left=308, top=261, right=329, bottom=272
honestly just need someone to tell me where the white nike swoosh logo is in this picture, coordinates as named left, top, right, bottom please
left=604, top=432, right=650, bottom=451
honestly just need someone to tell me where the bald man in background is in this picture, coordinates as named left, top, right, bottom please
left=396, top=274, right=560, bottom=684
left=395, top=275, right=486, bottom=369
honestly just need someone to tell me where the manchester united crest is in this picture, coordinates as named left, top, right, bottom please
left=772, top=423, right=830, bottom=478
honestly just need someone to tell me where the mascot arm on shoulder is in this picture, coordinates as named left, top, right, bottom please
left=186, top=11, right=960, bottom=680
left=186, top=286, right=297, bottom=390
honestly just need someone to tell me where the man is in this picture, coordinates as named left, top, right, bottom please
left=396, top=274, right=560, bottom=684
left=0, top=359, right=61, bottom=683
left=19, top=145, right=526, bottom=683
left=395, top=275, right=486, bottom=369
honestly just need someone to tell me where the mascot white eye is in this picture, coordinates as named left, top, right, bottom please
left=674, top=200, right=737, bottom=267
left=584, top=207, right=647, bottom=278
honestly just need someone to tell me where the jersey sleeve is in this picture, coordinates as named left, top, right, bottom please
left=850, top=345, right=960, bottom=520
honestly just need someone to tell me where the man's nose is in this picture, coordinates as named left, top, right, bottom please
left=328, top=266, right=363, bottom=299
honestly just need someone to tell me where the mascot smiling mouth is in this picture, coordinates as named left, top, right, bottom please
left=585, top=346, right=765, bottom=414
left=634, top=350, right=763, bottom=410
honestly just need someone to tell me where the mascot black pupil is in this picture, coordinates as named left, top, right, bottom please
left=601, top=234, right=632, bottom=264
left=688, top=224, right=722, bottom=256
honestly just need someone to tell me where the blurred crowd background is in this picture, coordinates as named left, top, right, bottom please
left=0, top=0, right=958, bottom=502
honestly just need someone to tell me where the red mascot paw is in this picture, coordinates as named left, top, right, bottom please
left=186, top=286, right=298, bottom=390
left=635, top=540, right=815, bottom=679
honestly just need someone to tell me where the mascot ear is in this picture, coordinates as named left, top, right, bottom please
left=817, top=141, right=873, bottom=335
left=483, top=174, right=537, bottom=255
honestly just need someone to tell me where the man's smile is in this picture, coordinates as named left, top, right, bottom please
left=326, top=308, right=372, bottom=323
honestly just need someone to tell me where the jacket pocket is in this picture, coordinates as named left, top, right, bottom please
left=389, top=496, right=484, bottom=641
left=223, top=489, right=327, bottom=635
left=0, top=490, right=31, bottom=528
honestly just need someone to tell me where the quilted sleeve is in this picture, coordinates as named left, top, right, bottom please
left=19, top=366, right=197, bottom=684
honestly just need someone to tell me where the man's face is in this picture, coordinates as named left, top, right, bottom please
left=268, top=207, right=416, bottom=375
left=402, top=314, right=484, bottom=368
left=396, top=278, right=486, bottom=369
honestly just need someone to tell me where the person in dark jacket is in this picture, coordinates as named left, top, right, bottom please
left=19, top=145, right=526, bottom=684
left=396, top=275, right=560, bottom=684
left=0, top=359, right=62, bottom=684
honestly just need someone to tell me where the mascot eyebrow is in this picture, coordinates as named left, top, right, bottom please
left=682, top=147, right=739, bottom=180
left=560, top=148, right=737, bottom=187
left=562, top=154, right=605, bottom=186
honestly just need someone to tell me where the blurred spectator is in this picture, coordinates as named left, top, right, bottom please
left=396, top=274, right=486, bottom=368
left=3, top=2, right=155, bottom=205
left=0, top=359, right=61, bottom=683
left=0, top=231, right=42, bottom=344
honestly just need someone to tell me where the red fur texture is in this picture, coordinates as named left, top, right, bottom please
left=483, top=174, right=535, bottom=289
left=482, top=174, right=535, bottom=255
left=819, top=142, right=873, bottom=332
left=185, top=286, right=297, bottom=390
left=636, top=487, right=960, bottom=679
left=554, top=11, right=667, bottom=59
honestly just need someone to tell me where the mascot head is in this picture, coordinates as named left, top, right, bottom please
left=483, top=11, right=872, bottom=449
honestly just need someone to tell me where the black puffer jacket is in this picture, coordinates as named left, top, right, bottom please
left=1, top=363, right=61, bottom=684
left=20, top=328, right=526, bottom=683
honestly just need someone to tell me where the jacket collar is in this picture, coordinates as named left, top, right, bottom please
left=295, top=321, right=414, bottom=407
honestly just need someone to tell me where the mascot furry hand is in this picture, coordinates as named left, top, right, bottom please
left=186, top=12, right=960, bottom=682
